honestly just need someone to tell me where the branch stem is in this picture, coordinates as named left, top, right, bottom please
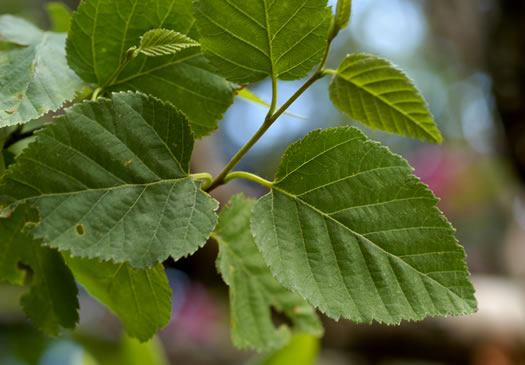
left=223, top=171, right=273, bottom=188
left=206, top=37, right=334, bottom=192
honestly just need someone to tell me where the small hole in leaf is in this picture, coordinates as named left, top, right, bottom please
left=270, top=306, right=293, bottom=329
left=75, top=224, right=86, bottom=237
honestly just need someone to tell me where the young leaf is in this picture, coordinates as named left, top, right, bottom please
left=0, top=92, right=218, bottom=269
left=137, top=29, right=199, bottom=57
left=65, top=256, right=172, bottom=342
left=0, top=205, right=79, bottom=335
left=0, top=16, right=84, bottom=128
left=251, top=127, right=477, bottom=323
left=194, top=0, right=332, bottom=84
left=66, top=0, right=236, bottom=138
left=46, top=2, right=72, bottom=33
left=329, top=53, right=443, bottom=143
left=335, top=0, right=352, bottom=31
left=237, top=89, right=307, bottom=120
left=214, top=194, right=322, bottom=351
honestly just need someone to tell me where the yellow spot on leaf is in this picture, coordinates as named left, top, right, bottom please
left=123, top=159, right=133, bottom=167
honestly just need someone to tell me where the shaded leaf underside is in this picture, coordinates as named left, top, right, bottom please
left=214, top=194, right=322, bottom=351
left=0, top=15, right=83, bottom=127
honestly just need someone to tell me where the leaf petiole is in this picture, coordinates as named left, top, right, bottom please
left=91, top=87, right=103, bottom=101
left=223, top=171, right=273, bottom=188
left=190, top=172, right=214, bottom=190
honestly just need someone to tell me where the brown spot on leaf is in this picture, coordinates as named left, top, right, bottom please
left=17, top=94, right=23, bottom=100
left=123, top=159, right=133, bottom=167
left=75, top=224, right=86, bottom=237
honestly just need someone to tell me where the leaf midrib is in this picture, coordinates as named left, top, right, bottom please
left=271, top=187, right=470, bottom=306
left=110, top=53, right=200, bottom=87
left=15, top=177, right=191, bottom=202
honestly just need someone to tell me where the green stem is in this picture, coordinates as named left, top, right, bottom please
left=323, top=68, right=337, bottom=75
left=190, top=172, right=213, bottom=190
left=223, top=171, right=273, bottom=188
left=99, top=48, right=139, bottom=93
left=206, top=117, right=274, bottom=192
left=269, top=76, right=278, bottom=116
left=91, top=87, right=103, bottom=101
left=206, top=36, right=335, bottom=193
left=269, top=71, right=325, bottom=123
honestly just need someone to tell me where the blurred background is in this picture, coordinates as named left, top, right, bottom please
left=1, top=0, right=525, bottom=364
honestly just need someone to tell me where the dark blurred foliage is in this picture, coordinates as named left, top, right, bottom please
left=487, top=1, right=525, bottom=184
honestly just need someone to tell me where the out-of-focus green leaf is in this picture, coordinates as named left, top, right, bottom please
left=251, top=127, right=477, bottom=323
left=0, top=205, right=79, bottom=335
left=237, top=89, right=306, bottom=120
left=335, top=0, right=352, bottom=30
left=120, top=336, right=169, bottom=365
left=214, top=194, right=322, bottom=351
left=256, top=333, right=320, bottom=365
left=46, top=2, right=72, bottom=33
left=66, top=256, right=172, bottom=342
left=78, top=335, right=167, bottom=365
left=0, top=92, right=218, bottom=268
left=0, top=16, right=84, bottom=128
left=194, top=0, right=332, bottom=84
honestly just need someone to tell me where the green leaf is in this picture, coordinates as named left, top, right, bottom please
left=329, top=53, right=443, bottom=143
left=119, top=335, right=169, bottom=365
left=0, top=15, right=42, bottom=44
left=0, top=205, right=79, bottom=335
left=0, top=92, right=218, bottom=268
left=257, top=333, right=320, bottom=365
left=335, top=0, right=352, bottom=30
left=0, top=16, right=84, bottom=128
left=194, top=0, right=332, bottom=84
left=46, top=2, right=72, bottom=33
left=214, top=194, right=322, bottom=351
left=237, top=88, right=306, bottom=120
left=137, top=29, right=199, bottom=57
left=65, top=256, right=172, bottom=342
left=251, top=127, right=477, bottom=323
left=66, top=0, right=236, bottom=138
